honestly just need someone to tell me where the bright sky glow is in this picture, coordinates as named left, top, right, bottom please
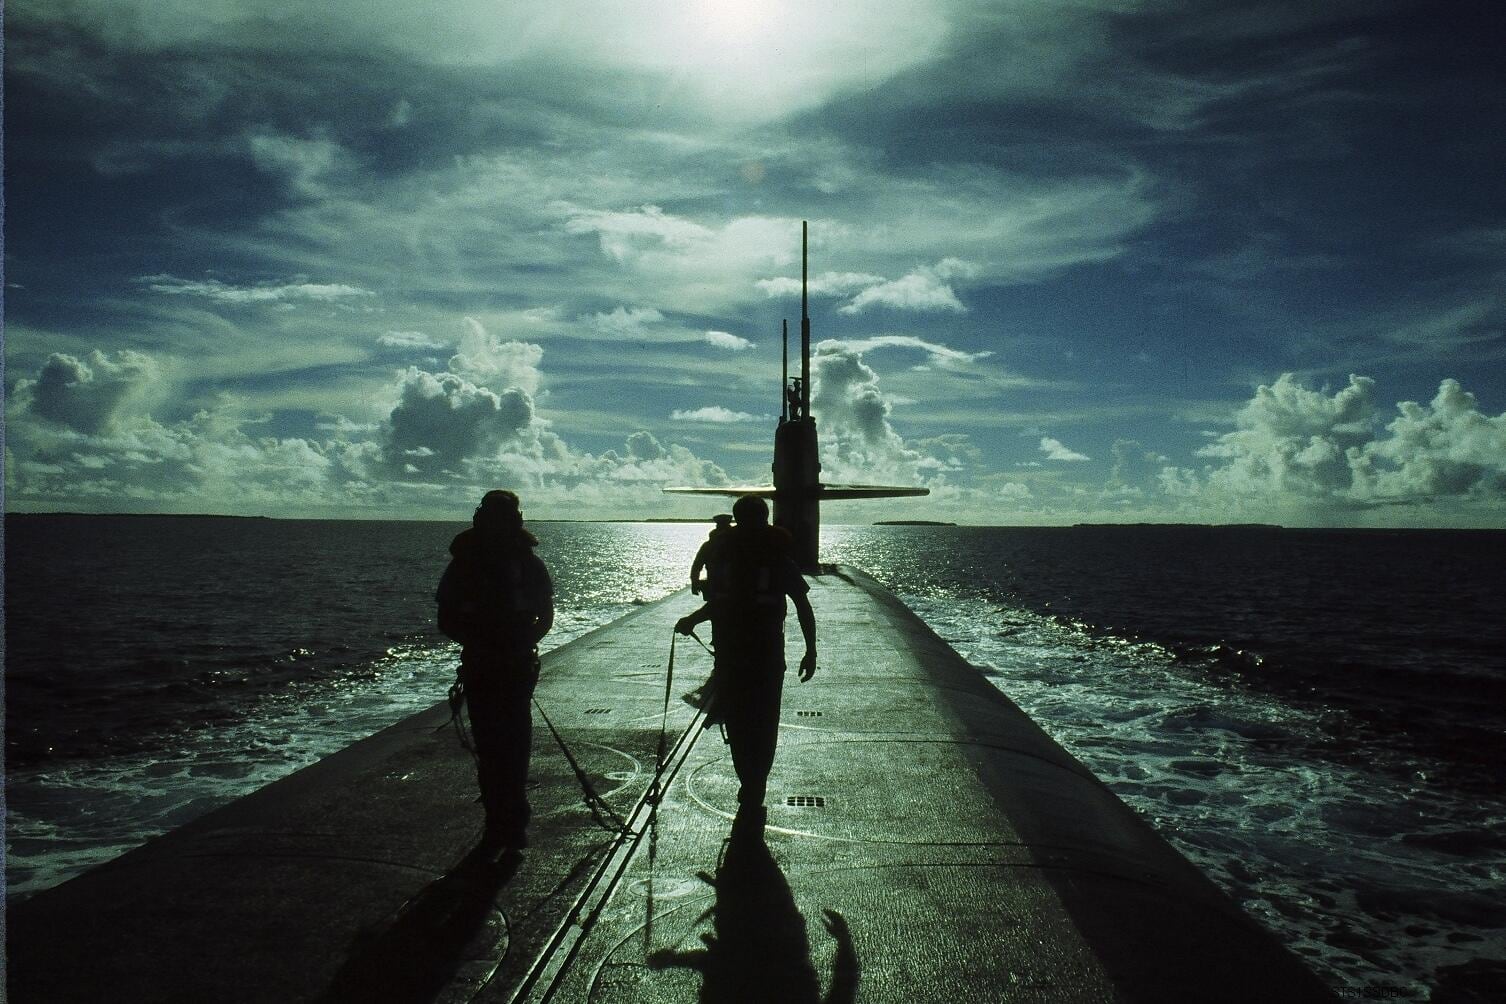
left=4, top=0, right=1505, bottom=525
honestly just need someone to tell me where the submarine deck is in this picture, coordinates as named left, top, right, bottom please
left=6, top=567, right=1336, bottom=1002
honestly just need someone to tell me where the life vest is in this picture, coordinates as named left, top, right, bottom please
left=708, top=527, right=790, bottom=634
left=437, top=529, right=543, bottom=651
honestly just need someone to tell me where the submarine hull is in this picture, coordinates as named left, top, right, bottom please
left=7, top=569, right=1337, bottom=1002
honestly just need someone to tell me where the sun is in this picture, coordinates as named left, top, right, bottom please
left=692, top=0, right=777, bottom=43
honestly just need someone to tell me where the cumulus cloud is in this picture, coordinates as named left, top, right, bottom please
left=670, top=406, right=763, bottom=423
left=1199, top=373, right=1378, bottom=496
left=449, top=318, right=544, bottom=396
left=704, top=330, right=753, bottom=351
left=19, top=350, right=163, bottom=434
left=1040, top=437, right=1090, bottom=462
left=810, top=339, right=960, bottom=486
left=1194, top=373, right=1506, bottom=509
left=384, top=369, right=536, bottom=475
left=6, top=339, right=734, bottom=516
left=1352, top=380, right=1506, bottom=500
left=139, top=275, right=372, bottom=305
left=839, top=259, right=976, bottom=315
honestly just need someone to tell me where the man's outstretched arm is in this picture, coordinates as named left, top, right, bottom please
left=675, top=604, right=712, bottom=636
left=793, top=591, right=817, bottom=681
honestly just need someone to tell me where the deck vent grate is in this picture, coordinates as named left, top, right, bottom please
left=786, top=796, right=826, bottom=808
left=584, top=708, right=612, bottom=715
left=795, top=710, right=823, bottom=718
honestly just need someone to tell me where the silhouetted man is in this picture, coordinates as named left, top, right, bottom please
left=690, top=513, right=734, bottom=596
left=676, top=495, right=816, bottom=812
left=436, top=490, right=553, bottom=851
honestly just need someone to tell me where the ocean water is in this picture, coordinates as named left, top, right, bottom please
left=5, top=516, right=1505, bottom=1000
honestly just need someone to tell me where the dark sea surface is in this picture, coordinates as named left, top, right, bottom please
left=5, top=515, right=1505, bottom=1000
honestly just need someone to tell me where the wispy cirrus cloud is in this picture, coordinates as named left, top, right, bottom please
left=670, top=406, right=764, bottom=423
left=138, top=275, right=373, bottom=305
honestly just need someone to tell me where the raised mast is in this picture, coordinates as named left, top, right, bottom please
left=801, top=221, right=811, bottom=419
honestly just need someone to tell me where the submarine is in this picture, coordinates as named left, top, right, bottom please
left=5, top=226, right=1340, bottom=1002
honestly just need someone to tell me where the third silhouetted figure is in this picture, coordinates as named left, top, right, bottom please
left=690, top=513, right=734, bottom=596
left=676, top=495, right=816, bottom=812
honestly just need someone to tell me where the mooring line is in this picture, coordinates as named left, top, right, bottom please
left=501, top=633, right=713, bottom=1004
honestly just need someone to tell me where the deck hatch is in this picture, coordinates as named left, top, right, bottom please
left=786, top=796, right=826, bottom=807
left=795, top=710, right=823, bottom=718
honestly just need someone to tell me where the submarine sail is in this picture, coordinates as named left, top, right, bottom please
left=666, top=220, right=928, bottom=571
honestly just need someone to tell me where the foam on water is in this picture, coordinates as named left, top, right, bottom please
left=3, top=610, right=648, bottom=899
left=900, top=589, right=1506, bottom=998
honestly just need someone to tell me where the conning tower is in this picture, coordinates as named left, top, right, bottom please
left=667, top=220, right=927, bottom=572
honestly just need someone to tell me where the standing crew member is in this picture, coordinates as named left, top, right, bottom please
left=436, top=490, right=553, bottom=851
left=690, top=513, right=734, bottom=596
left=676, top=495, right=816, bottom=812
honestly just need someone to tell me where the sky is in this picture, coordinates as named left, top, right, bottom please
left=4, top=0, right=1505, bottom=525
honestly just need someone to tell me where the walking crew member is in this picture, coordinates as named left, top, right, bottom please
left=436, top=490, right=553, bottom=851
left=676, top=495, right=816, bottom=810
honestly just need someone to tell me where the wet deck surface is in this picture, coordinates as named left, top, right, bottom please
left=7, top=568, right=1336, bottom=1002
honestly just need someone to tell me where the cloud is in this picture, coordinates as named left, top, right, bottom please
left=810, top=339, right=964, bottom=486
left=19, top=350, right=163, bottom=435
left=1108, top=438, right=1168, bottom=490
left=829, top=334, right=992, bottom=367
left=1193, top=373, right=1506, bottom=509
left=246, top=130, right=348, bottom=197
left=1198, top=373, right=1378, bottom=495
left=670, top=406, right=763, bottom=424
left=5, top=339, right=735, bottom=516
left=583, top=306, right=666, bottom=339
left=1040, top=437, right=1091, bottom=462
left=839, top=259, right=977, bottom=315
left=139, top=275, right=373, bottom=305
left=383, top=368, right=537, bottom=475
left=448, top=318, right=544, bottom=396
left=755, top=271, right=885, bottom=298
left=379, top=330, right=448, bottom=351
left=565, top=206, right=713, bottom=262
left=12, top=0, right=949, bottom=123
left=1351, top=380, right=1506, bottom=501
left=704, top=330, right=753, bottom=351
left=758, top=260, right=979, bottom=316
left=560, top=205, right=796, bottom=307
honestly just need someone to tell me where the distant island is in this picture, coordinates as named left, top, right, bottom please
left=1071, top=522, right=1284, bottom=529
left=874, top=520, right=957, bottom=526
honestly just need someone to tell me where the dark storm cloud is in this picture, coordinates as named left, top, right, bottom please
left=383, top=371, right=535, bottom=475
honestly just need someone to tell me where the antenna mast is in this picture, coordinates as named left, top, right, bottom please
left=801, top=220, right=810, bottom=420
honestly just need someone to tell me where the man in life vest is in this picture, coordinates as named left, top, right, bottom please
left=436, top=489, right=554, bottom=851
left=689, top=513, right=734, bottom=596
left=675, top=495, right=816, bottom=811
